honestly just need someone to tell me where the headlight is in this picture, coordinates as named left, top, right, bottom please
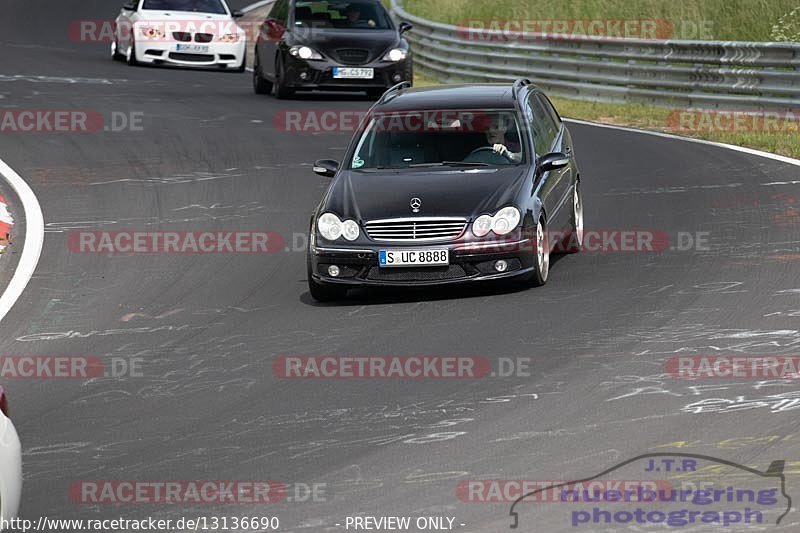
left=472, top=215, right=493, bottom=237
left=342, top=220, right=360, bottom=241
left=290, top=45, right=323, bottom=60
left=139, top=26, right=165, bottom=39
left=318, top=213, right=343, bottom=241
left=219, top=33, right=241, bottom=43
left=492, top=206, right=521, bottom=235
left=471, top=207, right=521, bottom=237
left=382, top=48, right=407, bottom=62
left=317, top=213, right=360, bottom=241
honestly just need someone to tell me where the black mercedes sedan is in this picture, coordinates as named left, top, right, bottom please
left=253, top=0, right=412, bottom=98
left=307, top=80, right=583, bottom=301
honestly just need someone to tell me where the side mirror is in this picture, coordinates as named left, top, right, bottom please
left=232, top=9, right=245, bottom=18
left=398, top=22, right=413, bottom=34
left=313, top=159, right=339, bottom=178
left=122, top=1, right=137, bottom=10
left=538, top=152, right=570, bottom=172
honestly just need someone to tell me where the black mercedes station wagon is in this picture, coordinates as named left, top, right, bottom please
left=253, top=0, right=412, bottom=98
left=307, top=80, right=584, bottom=301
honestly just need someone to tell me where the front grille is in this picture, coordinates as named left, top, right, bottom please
left=367, top=265, right=466, bottom=282
left=335, top=48, right=370, bottom=65
left=173, top=31, right=192, bottom=42
left=365, top=218, right=467, bottom=242
left=195, top=33, right=213, bottom=43
left=168, top=52, right=214, bottom=62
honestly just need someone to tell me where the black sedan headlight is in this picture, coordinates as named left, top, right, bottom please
left=472, top=207, right=521, bottom=237
left=317, top=213, right=360, bottom=241
left=382, top=48, right=408, bottom=62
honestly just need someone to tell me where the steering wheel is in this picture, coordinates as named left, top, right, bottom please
left=468, top=146, right=513, bottom=160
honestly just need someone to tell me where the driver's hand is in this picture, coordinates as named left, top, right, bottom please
left=492, top=143, right=509, bottom=156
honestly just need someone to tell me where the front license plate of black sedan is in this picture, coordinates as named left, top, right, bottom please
left=333, top=67, right=374, bottom=79
left=379, top=249, right=449, bottom=267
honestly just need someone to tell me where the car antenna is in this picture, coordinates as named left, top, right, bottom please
left=378, top=81, right=412, bottom=104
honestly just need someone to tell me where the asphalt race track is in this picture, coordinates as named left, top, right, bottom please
left=2, top=1, right=800, bottom=531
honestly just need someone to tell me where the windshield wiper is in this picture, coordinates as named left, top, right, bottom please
left=408, top=161, right=490, bottom=168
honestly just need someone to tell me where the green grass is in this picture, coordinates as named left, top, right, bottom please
left=412, top=72, right=800, bottom=158
left=403, top=0, right=799, bottom=41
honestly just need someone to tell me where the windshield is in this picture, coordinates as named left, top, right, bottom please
left=141, top=0, right=228, bottom=14
left=350, top=110, right=526, bottom=170
left=293, top=1, right=392, bottom=30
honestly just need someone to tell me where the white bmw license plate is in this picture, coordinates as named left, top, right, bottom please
left=379, top=249, right=449, bottom=267
left=175, top=44, right=210, bottom=53
left=333, top=67, right=374, bottom=79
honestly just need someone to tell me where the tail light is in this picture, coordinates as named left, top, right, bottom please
left=0, top=386, right=9, bottom=418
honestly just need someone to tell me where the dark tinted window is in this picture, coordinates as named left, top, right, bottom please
left=142, top=0, right=227, bottom=14
left=268, top=0, right=289, bottom=23
left=527, top=94, right=557, bottom=155
left=293, top=1, right=392, bottom=30
left=537, top=94, right=562, bottom=129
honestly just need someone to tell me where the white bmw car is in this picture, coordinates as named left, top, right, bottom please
left=112, top=0, right=247, bottom=70
left=0, top=387, right=21, bottom=529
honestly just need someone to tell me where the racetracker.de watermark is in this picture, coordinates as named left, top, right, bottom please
left=457, top=480, right=673, bottom=503
left=67, top=231, right=285, bottom=254
left=0, top=110, right=143, bottom=133
left=273, top=356, right=533, bottom=379
left=70, top=481, right=327, bottom=504
left=454, top=19, right=715, bottom=41
left=0, top=356, right=142, bottom=378
left=667, top=110, right=800, bottom=133
left=667, top=356, right=800, bottom=379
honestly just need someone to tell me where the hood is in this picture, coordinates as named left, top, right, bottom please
left=323, top=167, right=530, bottom=222
left=290, top=28, right=399, bottom=61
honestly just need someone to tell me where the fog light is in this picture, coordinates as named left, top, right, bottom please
left=300, top=71, right=309, bottom=80
left=328, top=265, right=340, bottom=277
left=392, top=73, right=402, bottom=82
left=494, top=260, right=508, bottom=272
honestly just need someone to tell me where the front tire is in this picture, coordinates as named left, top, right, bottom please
left=111, top=39, right=124, bottom=61
left=273, top=56, right=294, bottom=99
left=126, top=41, right=138, bottom=66
left=253, top=56, right=273, bottom=94
left=561, top=180, right=584, bottom=254
left=527, top=217, right=549, bottom=287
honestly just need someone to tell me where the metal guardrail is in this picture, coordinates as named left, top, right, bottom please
left=390, top=0, right=800, bottom=110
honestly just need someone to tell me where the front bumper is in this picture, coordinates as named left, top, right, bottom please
left=309, top=236, right=536, bottom=287
left=0, top=415, right=22, bottom=524
left=135, top=39, right=246, bottom=67
left=283, top=55, right=412, bottom=91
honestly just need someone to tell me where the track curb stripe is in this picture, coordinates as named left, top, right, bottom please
left=0, top=195, right=12, bottom=252
left=0, top=158, right=44, bottom=324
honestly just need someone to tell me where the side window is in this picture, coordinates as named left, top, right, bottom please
left=537, top=94, right=562, bottom=130
left=526, top=94, right=556, bottom=155
left=269, top=0, right=289, bottom=23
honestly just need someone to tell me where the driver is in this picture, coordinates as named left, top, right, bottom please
left=485, top=114, right=522, bottom=163
left=344, top=4, right=364, bottom=26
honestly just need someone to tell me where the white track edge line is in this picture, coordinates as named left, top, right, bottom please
left=0, top=159, right=44, bottom=324
left=563, top=118, right=800, bottom=168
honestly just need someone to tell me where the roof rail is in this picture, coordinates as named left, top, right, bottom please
left=511, top=78, right=532, bottom=100
left=377, top=81, right=412, bottom=104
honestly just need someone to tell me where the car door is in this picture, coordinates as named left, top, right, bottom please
left=257, top=0, right=289, bottom=79
left=528, top=92, right=570, bottom=229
